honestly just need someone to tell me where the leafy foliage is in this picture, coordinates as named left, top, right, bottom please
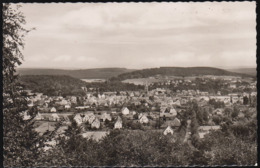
left=3, top=4, right=41, bottom=166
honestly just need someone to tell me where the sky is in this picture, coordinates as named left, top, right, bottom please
left=17, top=2, right=256, bottom=69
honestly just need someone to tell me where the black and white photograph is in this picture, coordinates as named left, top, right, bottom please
left=2, top=1, right=257, bottom=167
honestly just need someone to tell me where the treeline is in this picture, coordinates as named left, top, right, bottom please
left=19, top=75, right=86, bottom=97
left=110, top=67, right=248, bottom=81
left=19, top=75, right=144, bottom=96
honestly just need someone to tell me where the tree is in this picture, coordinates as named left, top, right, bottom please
left=231, top=106, right=239, bottom=119
left=2, top=4, right=46, bottom=166
left=243, top=96, right=249, bottom=105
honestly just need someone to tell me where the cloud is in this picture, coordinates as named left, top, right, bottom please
left=18, top=2, right=256, bottom=69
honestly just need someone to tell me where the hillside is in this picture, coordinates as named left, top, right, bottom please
left=19, top=75, right=87, bottom=96
left=226, top=68, right=256, bottom=77
left=110, top=67, right=251, bottom=81
left=16, top=68, right=136, bottom=79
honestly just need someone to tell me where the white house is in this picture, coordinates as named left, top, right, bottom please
left=73, top=113, right=86, bottom=125
left=121, top=107, right=130, bottom=115
left=101, top=112, right=112, bottom=122
left=139, top=114, right=149, bottom=124
left=114, top=117, right=123, bottom=129
left=35, top=113, right=43, bottom=120
left=50, top=107, right=57, bottom=113
left=172, top=117, right=181, bottom=127
left=88, top=114, right=96, bottom=124
left=51, top=113, right=60, bottom=121
left=164, top=126, right=174, bottom=135
left=64, top=104, right=71, bottom=109
left=169, top=108, right=177, bottom=117
left=91, top=118, right=101, bottom=129
left=59, top=99, right=68, bottom=105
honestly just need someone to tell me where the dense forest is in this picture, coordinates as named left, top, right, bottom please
left=17, top=68, right=135, bottom=79
left=110, top=67, right=250, bottom=81
left=19, top=75, right=144, bottom=96
left=20, top=75, right=87, bottom=96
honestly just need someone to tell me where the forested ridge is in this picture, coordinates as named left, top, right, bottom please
left=19, top=75, right=144, bottom=96
left=17, top=68, right=135, bottom=79
left=110, top=67, right=251, bottom=81
left=20, top=75, right=87, bottom=96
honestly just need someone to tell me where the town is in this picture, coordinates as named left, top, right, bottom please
left=20, top=75, right=257, bottom=150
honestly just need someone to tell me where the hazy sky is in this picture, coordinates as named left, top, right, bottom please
left=17, top=2, right=256, bottom=69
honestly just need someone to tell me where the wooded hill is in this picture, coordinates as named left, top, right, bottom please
left=227, top=68, right=256, bottom=76
left=17, top=68, right=135, bottom=79
left=19, top=75, right=143, bottom=96
left=110, top=67, right=251, bottom=81
left=19, top=75, right=87, bottom=96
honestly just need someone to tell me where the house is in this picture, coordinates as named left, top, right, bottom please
left=101, top=112, right=112, bottom=122
left=114, top=117, right=123, bottom=129
left=139, top=114, right=149, bottom=124
left=28, top=101, right=34, bottom=107
left=88, top=114, right=96, bottom=123
left=169, top=108, right=177, bottom=117
left=172, top=100, right=181, bottom=106
left=214, top=108, right=223, bottom=115
left=121, top=107, right=130, bottom=115
left=51, top=113, right=60, bottom=121
left=131, top=111, right=137, bottom=115
left=160, top=107, right=167, bottom=113
left=59, top=99, right=68, bottom=106
left=22, top=111, right=31, bottom=120
left=64, top=104, right=71, bottom=109
left=164, top=126, right=174, bottom=135
left=50, top=107, right=57, bottom=113
left=71, top=96, right=77, bottom=103
left=35, top=113, right=43, bottom=120
left=91, top=118, right=101, bottom=129
left=73, top=113, right=92, bottom=125
left=172, top=117, right=181, bottom=127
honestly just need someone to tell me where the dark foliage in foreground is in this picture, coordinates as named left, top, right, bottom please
left=39, top=119, right=257, bottom=166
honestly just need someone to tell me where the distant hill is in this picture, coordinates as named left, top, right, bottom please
left=110, top=67, right=251, bottom=81
left=16, top=68, right=136, bottom=79
left=226, top=68, right=256, bottom=77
